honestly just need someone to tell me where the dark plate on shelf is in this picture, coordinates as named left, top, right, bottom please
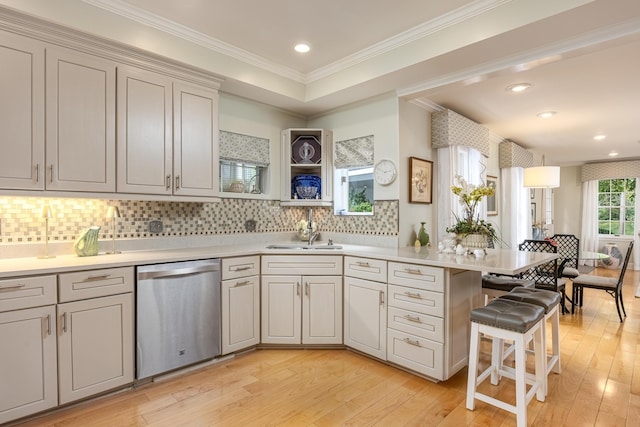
left=291, top=135, right=321, bottom=164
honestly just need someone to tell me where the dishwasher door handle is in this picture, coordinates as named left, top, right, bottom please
left=138, top=264, right=220, bottom=280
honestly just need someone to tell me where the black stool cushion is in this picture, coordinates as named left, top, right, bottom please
left=470, top=298, right=545, bottom=333
left=481, top=275, right=535, bottom=292
left=500, top=287, right=561, bottom=314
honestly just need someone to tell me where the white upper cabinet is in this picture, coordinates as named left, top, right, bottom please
left=117, top=67, right=219, bottom=197
left=46, top=47, right=116, bottom=192
left=173, top=81, right=219, bottom=197
left=117, top=66, right=173, bottom=195
left=0, top=30, right=44, bottom=190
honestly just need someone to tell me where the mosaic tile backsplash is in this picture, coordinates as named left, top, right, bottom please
left=0, top=197, right=398, bottom=244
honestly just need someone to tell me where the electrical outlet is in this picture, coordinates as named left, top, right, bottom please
left=245, top=219, right=256, bottom=232
left=149, top=220, right=163, bottom=233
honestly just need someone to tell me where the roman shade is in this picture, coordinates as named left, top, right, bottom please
left=219, top=130, right=270, bottom=166
left=334, top=135, right=374, bottom=169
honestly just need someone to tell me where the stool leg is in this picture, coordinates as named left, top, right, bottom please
left=550, top=307, right=561, bottom=375
left=491, top=336, right=504, bottom=385
left=514, top=334, right=527, bottom=427
left=534, top=325, right=546, bottom=403
left=466, top=322, right=481, bottom=410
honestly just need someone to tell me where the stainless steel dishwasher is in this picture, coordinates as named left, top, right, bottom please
left=136, top=258, right=221, bottom=379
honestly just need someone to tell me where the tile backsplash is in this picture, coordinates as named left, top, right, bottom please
left=0, top=197, right=398, bottom=244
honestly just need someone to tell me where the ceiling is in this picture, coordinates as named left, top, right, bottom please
left=4, top=0, right=640, bottom=166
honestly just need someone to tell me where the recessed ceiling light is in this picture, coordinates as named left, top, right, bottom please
left=593, top=134, right=607, bottom=141
left=506, top=83, right=532, bottom=93
left=294, top=43, right=310, bottom=53
left=608, top=151, right=619, bottom=157
left=536, top=111, right=556, bottom=119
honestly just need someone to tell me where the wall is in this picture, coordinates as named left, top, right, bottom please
left=398, top=100, right=433, bottom=247
left=554, top=166, right=582, bottom=236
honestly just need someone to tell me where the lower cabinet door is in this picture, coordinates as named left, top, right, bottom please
left=222, top=275, right=260, bottom=354
left=57, top=293, right=134, bottom=404
left=261, top=275, right=301, bottom=344
left=302, top=276, right=342, bottom=344
left=344, top=276, right=386, bottom=360
left=386, top=329, right=443, bottom=380
left=0, top=305, right=57, bottom=424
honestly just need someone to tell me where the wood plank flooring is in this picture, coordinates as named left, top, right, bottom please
left=14, top=268, right=640, bottom=427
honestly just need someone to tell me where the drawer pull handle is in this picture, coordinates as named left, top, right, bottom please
left=166, top=175, right=171, bottom=190
left=175, top=175, right=180, bottom=190
left=0, top=283, right=26, bottom=290
left=404, top=314, right=422, bottom=323
left=305, top=282, right=310, bottom=296
left=234, top=280, right=251, bottom=287
left=232, top=266, right=251, bottom=271
left=60, top=312, right=67, bottom=334
left=379, top=291, right=384, bottom=306
left=404, top=337, right=421, bottom=347
left=404, top=291, right=422, bottom=299
left=296, top=282, right=300, bottom=296
left=86, top=274, right=111, bottom=281
left=356, top=261, right=371, bottom=267
left=35, top=163, right=40, bottom=183
left=49, top=164, right=53, bottom=184
left=42, top=314, right=51, bottom=337
left=405, top=268, right=422, bottom=275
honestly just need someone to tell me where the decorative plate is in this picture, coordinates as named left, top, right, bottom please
left=291, top=135, right=321, bottom=164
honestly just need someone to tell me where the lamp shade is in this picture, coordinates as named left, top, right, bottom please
left=40, top=204, right=53, bottom=219
left=105, top=206, right=121, bottom=219
left=523, top=166, right=560, bottom=188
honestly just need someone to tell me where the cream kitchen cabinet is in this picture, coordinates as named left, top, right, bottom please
left=0, top=30, right=44, bottom=190
left=221, top=256, right=260, bottom=355
left=261, top=255, right=342, bottom=345
left=117, top=67, right=219, bottom=198
left=343, top=256, right=387, bottom=360
left=57, top=267, right=134, bottom=404
left=0, top=275, right=57, bottom=424
left=280, top=128, right=333, bottom=206
left=45, top=47, right=116, bottom=192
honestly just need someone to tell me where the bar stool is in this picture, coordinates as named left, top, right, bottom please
left=500, top=287, right=561, bottom=395
left=467, top=298, right=546, bottom=427
left=481, top=275, right=535, bottom=305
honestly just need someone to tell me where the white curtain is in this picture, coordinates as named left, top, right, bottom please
left=635, top=177, right=640, bottom=270
left=500, top=167, right=530, bottom=249
left=580, top=180, right=599, bottom=266
left=436, top=145, right=486, bottom=243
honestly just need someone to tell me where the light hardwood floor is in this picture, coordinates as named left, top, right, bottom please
left=15, top=268, right=640, bottom=427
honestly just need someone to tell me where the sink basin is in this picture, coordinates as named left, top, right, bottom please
left=265, top=244, right=343, bottom=250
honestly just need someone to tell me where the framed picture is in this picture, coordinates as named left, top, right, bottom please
left=530, top=188, right=535, bottom=199
left=409, top=157, right=433, bottom=204
left=531, top=202, right=537, bottom=224
left=486, top=175, right=497, bottom=216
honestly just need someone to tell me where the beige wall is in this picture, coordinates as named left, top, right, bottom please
left=554, top=166, right=582, bottom=236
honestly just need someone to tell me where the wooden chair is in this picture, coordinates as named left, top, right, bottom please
left=550, top=234, right=580, bottom=279
left=518, top=240, right=568, bottom=313
left=571, top=241, right=634, bottom=322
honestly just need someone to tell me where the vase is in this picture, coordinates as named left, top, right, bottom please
left=460, top=233, right=488, bottom=250
left=73, top=226, right=100, bottom=257
left=417, top=222, right=430, bottom=246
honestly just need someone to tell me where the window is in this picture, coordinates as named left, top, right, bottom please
left=334, top=166, right=373, bottom=214
left=598, top=178, right=636, bottom=236
left=220, top=161, right=267, bottom=194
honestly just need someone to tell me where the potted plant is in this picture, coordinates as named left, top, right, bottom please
left=445, top=175, right=500, bottom=248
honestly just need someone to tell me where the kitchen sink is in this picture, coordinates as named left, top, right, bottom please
left=265, top=244, right=343, bottom=250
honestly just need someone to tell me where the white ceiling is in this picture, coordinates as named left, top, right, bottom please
left=5, top=0, right=640, bottom=166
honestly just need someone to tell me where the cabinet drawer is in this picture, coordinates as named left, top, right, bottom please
left=388, top=306, right=444, bottom=343
left=0, top=275, right=56, bottom=312
left=388, top=262, right=444, bottom=292
left=58, top=267, right=134, bottom=302
left=222, top=255, right=260, bottom=280
left=344, top=256, right=387, bottom=282
left=262, top=255, right=342, bottom=276
left=387, top=329, right=443, bottom=379
left=388, top=284, right=444, bottom=317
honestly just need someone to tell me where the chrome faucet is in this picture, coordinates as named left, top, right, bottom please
left=307, top=208, right=318, bottom=245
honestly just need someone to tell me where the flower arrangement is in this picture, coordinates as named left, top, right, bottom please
left=445, top=175, right=500, bottom=246
left=296, top=219, right=317, bottom=241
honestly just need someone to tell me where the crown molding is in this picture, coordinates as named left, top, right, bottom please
left=82, top=0, right=510, bottom=85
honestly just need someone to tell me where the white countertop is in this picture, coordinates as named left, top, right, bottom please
left=0, top=242, right=557, bottom=278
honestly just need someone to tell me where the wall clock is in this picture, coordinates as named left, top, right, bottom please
left=374, top=159, right=397, bottom=185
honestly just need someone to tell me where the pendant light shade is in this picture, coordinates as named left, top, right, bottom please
left=523, top=165, right=560, bottom=188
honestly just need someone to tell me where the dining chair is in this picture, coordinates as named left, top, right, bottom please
left=518, top=240, right=568, bottom=313
left=571, top=241, right=634, bottom=322
left=550, top=234, right=580, bottom=279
